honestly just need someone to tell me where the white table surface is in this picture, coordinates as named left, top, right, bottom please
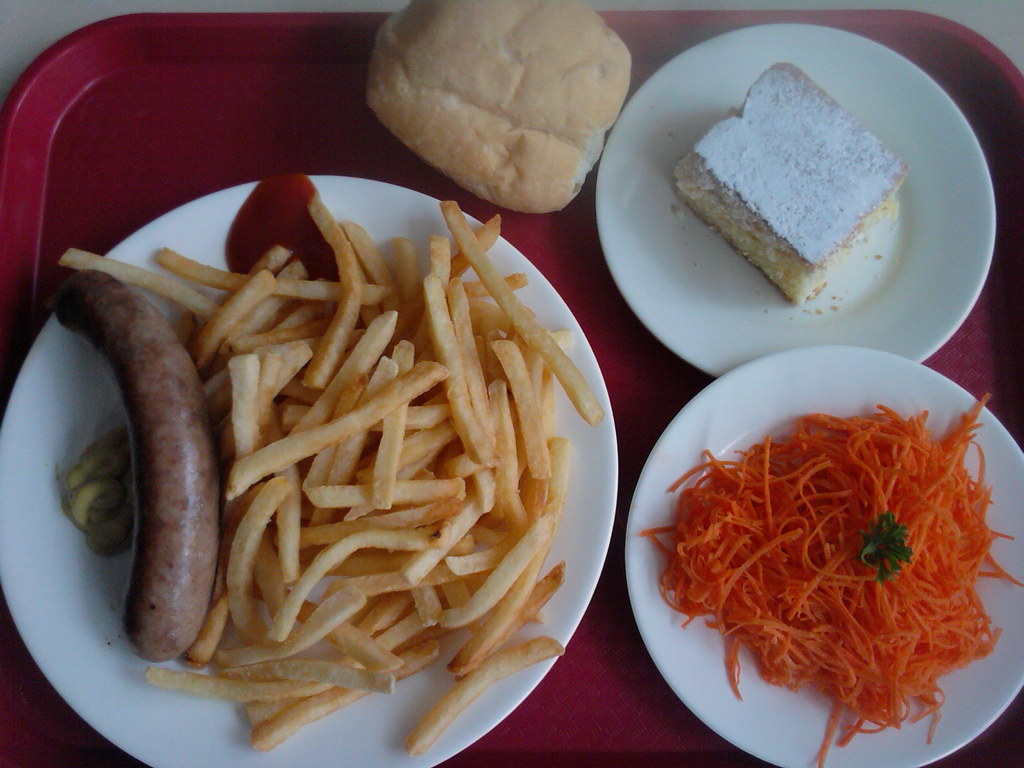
left=0, top=0, right=1022, bottom=113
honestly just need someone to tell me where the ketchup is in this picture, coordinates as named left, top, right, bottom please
left=225, top=173, right=336, bottom=280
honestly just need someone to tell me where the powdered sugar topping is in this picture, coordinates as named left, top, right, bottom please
left=694, top=63, right=907, bottom=265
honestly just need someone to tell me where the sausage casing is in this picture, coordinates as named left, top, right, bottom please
left=54, top=270, right=220, bottom=661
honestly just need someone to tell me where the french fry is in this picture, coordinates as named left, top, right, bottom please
left=357, top=592, right=414, bottom=635
left=449, top=561, right=566, bottom=679
left=228, top=354, right=261, bottom=459
left=444, top=542, right=511, bottom=577
left=440, top=578, right=472, bottom=609
left=203, top=366, right=232, bottom=417
left=230, top=318, right=330, bottom=355
left=496, top=562, right=565, bottom=650
left=226, top=477, right=293, bottom=643
left=447, top=532, right=477, bottom=557
left=467, top=521, right=506, bottom=548
left=346, top=560, right=461, bottom=598
left=305, top=478, right=465, bottom=509
left=268, top=303, right=324, bottom=332
left=291, top=310, right=398, bottom=434
left=440, top=200, right=604, bottom=426
left=310, top=356, right=398, bottom=497
left=448, top=439, right=571, bottom=675
left=215, top=584, right=367, bottom=668
left=250, top=640, right=439, bottom=752
left=492, top=339, right=551, bottom=479
left=324, top=550, right=415, bottom=579
left=156, top=247, right=244, bottom=290
left=448, top=277, right=495, bottom=450
left=278, top=378, right=322, bottom=406
left=342, top=220, right=397, bottom=308
left=400, top=491, right=487, bottom=587
left=267, top=528, right=439, bottom=643
left=60, top=248, right=220, bottom=319
left=412, top=584, right=444, bottom=627
left=371, top=383, right=408, bottom=509
left=471, top=467, right=498, bottom=517
left=405, top=635, right=565, bottom=755
left=275, top=462, right=303, bottom=584
left=302, top=218, right=365, bottom=389
left=222, top=659, right=395, bottom=694
left=297, top=499, right=458, bottom=547
left=542, top=437, right=573, bottom=535
left=307, top=194, right=364, bottom=294
left=263, top=341, right=314, bottom=390
left=155, top=246, right=292, bottom=294
left=248, top=245, right=293, bottom=275
left=439, top=452, right=487, bottom=479
left=253, top=537, right=287, bottom=614
left=488, top=380, right=528, bottom=529
left=464, top=441, right=571, bottom=657
left=145, top=667, right=332, bottom=702
left=302, top=286, right=362, bottom=390
left=125, top=191, right=606, bottom=755
left=278, top=403, right=309, bottom=431
left=229, top=261, right=308, bottom=343
left=438, top=513, right=555, bottom=628
left=184, top=592, right=229, bottom=669
left=463, top=272, right=529, bottom=298
left=226, top=361, right=448, bottom=499
left=191, top=269, right=278, bottom=371
left=424, top=274, right=494, bottom=464
left=428, top=235, right=451, bottom=284
left=449, top=214, right=502, bottom=278
left=245, top=698, right=292, bottom=727
left=393, top=421, right=458, bottom=476
left=328, top=622, right=403, bottom=671
left=469, top=298, right=513, bottom=340
left=374, top=611, right=429, bottom=653
left=537, top=351, right=557, bottom=441
left=393, top=403, right=449, bottom=430
left=301, top=373, right=371, bottom=491
left=274, top=277, right=390, bottom=305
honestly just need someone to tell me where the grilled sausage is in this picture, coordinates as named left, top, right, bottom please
left=54, top=270, right=220, bottom=662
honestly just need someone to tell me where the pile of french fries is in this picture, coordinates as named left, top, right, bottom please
left=59, top=192, right=604, bottom=754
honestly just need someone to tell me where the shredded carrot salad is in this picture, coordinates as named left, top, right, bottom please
left=643, top=399, right=1021, bottom=767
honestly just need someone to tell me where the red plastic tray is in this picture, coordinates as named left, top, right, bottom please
left=1, top=10, right=1023, bottom=768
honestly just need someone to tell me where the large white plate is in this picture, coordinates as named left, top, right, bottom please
left=0, top=176, right=617, bottom=768
left=625, top=345, right=1024, bottom=768
left=596, top=24, right=995, bottom=377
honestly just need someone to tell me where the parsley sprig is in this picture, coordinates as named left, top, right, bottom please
left=859, top=512, right=913, bottom=583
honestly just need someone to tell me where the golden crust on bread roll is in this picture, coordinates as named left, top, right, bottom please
left=367, top=0, right=631, bottom=213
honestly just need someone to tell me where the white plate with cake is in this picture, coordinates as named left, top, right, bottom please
left=596, top=24, right=995, bottom=377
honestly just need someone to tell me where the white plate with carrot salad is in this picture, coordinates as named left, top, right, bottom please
left=624, top=345, right=1024, bottom=768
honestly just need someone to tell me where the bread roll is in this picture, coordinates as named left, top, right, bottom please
left=367, top=0, right=631, bottom=213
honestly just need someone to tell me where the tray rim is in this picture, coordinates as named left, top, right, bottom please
left=0, top=9, right=1023, bottom=768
